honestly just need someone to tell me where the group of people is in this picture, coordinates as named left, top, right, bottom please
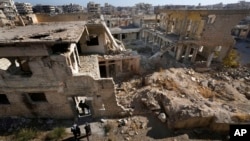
left=71, top=122, right=91, bottom=141
left=70, top=99, right=92, bottom=140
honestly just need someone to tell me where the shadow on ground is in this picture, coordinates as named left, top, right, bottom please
left=145, top=114, right=228, bottom=140
left=62, top=134, right=90, bottom=141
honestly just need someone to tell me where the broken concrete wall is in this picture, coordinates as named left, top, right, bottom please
left=64, top=76, right=124, bottom=117
left=0, top=10, right=9, bottom=27
left=105, top=18, right=132, bottom=28
left=133, top=17, right=142, bottom=27
left=95, top=79, right=125, bottom=117
left=0, top=44, right=74, bottom=118
left=28, top=14, right=38, bottom=23
left=0, top=45, right=49, bottom=57
left=0, top=41, right=126, bottom=118
left=35, top=13, right=89, bottom=22
left=98, top=55, right=140, bottom=78
left=0, top=91, right=74, bottom=118
left=79, top=25, right=106, bottom=54
left=123, top=33, right=137, bottom=41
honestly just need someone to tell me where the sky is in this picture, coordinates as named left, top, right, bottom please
left=15, top=0, right=242, bottom=6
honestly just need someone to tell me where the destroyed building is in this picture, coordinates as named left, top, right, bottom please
left=15, top=2, right=33, bottom=15
left=231, top=16, right=250, bottom=41
left=0, top=9, right=9, bottom=26
left=144, top=9, right=250, bottom=67
left=0, top=19, right=140, bottom=119
left=0, top=0, right=18, bottom=20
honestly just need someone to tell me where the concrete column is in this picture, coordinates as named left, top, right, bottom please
left=155, top=34, right=158, bottom=44
left=18, top=15, right=25, bottom=26
left=119, top=34, right=122, bottom=41
left=174, top=44, right=178, bottom=55
left=120, top=60, right=123, bottom=73
left=176, top=45, right=183, bottom=61
left=148, top=33, right=152, bottom=43
left=141, top=30, right=144, bottom=38
left=184, top=46, right=191, bottom=62
left=146, top=33, right=149, bottom=43
left=74, top=46, right=80, bottom=65
left=105, top=62, right=109, bottom=77
left=191, top=47, right=199, bottom=63
left=159, top=39, right=162, bottom=47
left=152, top=33, right=155, bottom=43
left=72, top=49, right=78, bottom=73
left=158, top=37, right=161, bottom=45
left=109, top=21, right=111, bottom=28
left=206, top=52, right=214, bottom=67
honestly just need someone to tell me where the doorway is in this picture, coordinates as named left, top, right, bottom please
left=72, top=96, right=93, bottom=118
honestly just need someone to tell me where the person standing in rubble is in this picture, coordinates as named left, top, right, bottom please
left=84, top=122, right=91, bottom=141
left=71, top=123, right=81, bottom=141
left=78, top=100, right=90, bottom=115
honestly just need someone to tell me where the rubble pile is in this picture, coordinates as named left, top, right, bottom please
left=116, top=66, right=250, bottom=132
left=102, top=116, right=148, bottom=141
left=211, top=67, right=250, bottom=82
left=209, top=66, right=250, bottom=100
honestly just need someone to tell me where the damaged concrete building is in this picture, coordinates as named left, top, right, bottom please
left=0, top=19, right=140, bottom=119
left=144, top=9, right=250, bottom=67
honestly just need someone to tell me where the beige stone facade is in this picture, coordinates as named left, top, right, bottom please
left=0, top=21, right=140, bottom=119
left=143, top=10, right=250, bottom=67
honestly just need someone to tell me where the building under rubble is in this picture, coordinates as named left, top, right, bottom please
left=0, top=19, right=140, bottom=119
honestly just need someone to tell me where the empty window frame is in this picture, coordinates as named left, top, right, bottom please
left=86, top=35, right=99, bottom=46
left=28, top=93, right=47, bottom=102
left=51, top=43, right=70, bottom=54
left=0, top=94, right=10, bottom=104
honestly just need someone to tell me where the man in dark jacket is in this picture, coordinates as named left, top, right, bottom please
left=84, top=122, right=91, bottom=141
left=79, top=100, right=90, bottom=115
left=71, top=123, right=81, bottom=141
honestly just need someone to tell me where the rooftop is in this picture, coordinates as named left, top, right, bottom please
left=0, top=21, right=86, bottom=44
left=110, top=27, right=141, bottom=34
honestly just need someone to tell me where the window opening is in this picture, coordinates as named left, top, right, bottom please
left=99, top=65, right=107, bottom=78
left=0, top=94, right=10, bottom=104
left=51, top=43, right=70, bottom=54
left=28, top=93, right=47, bottom=102
left=1, top=57, right=32, bottom=77
left=86, top=35, right=99, bottom=46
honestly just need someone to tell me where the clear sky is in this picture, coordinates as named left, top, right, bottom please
left=15, top=0, right=242, bottom=6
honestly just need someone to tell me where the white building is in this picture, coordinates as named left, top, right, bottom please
left=15, top=2, right=33, bottom=15
left=0, top=0, right=18, bottom=19
left=87, top=1, right=101, bottom=14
